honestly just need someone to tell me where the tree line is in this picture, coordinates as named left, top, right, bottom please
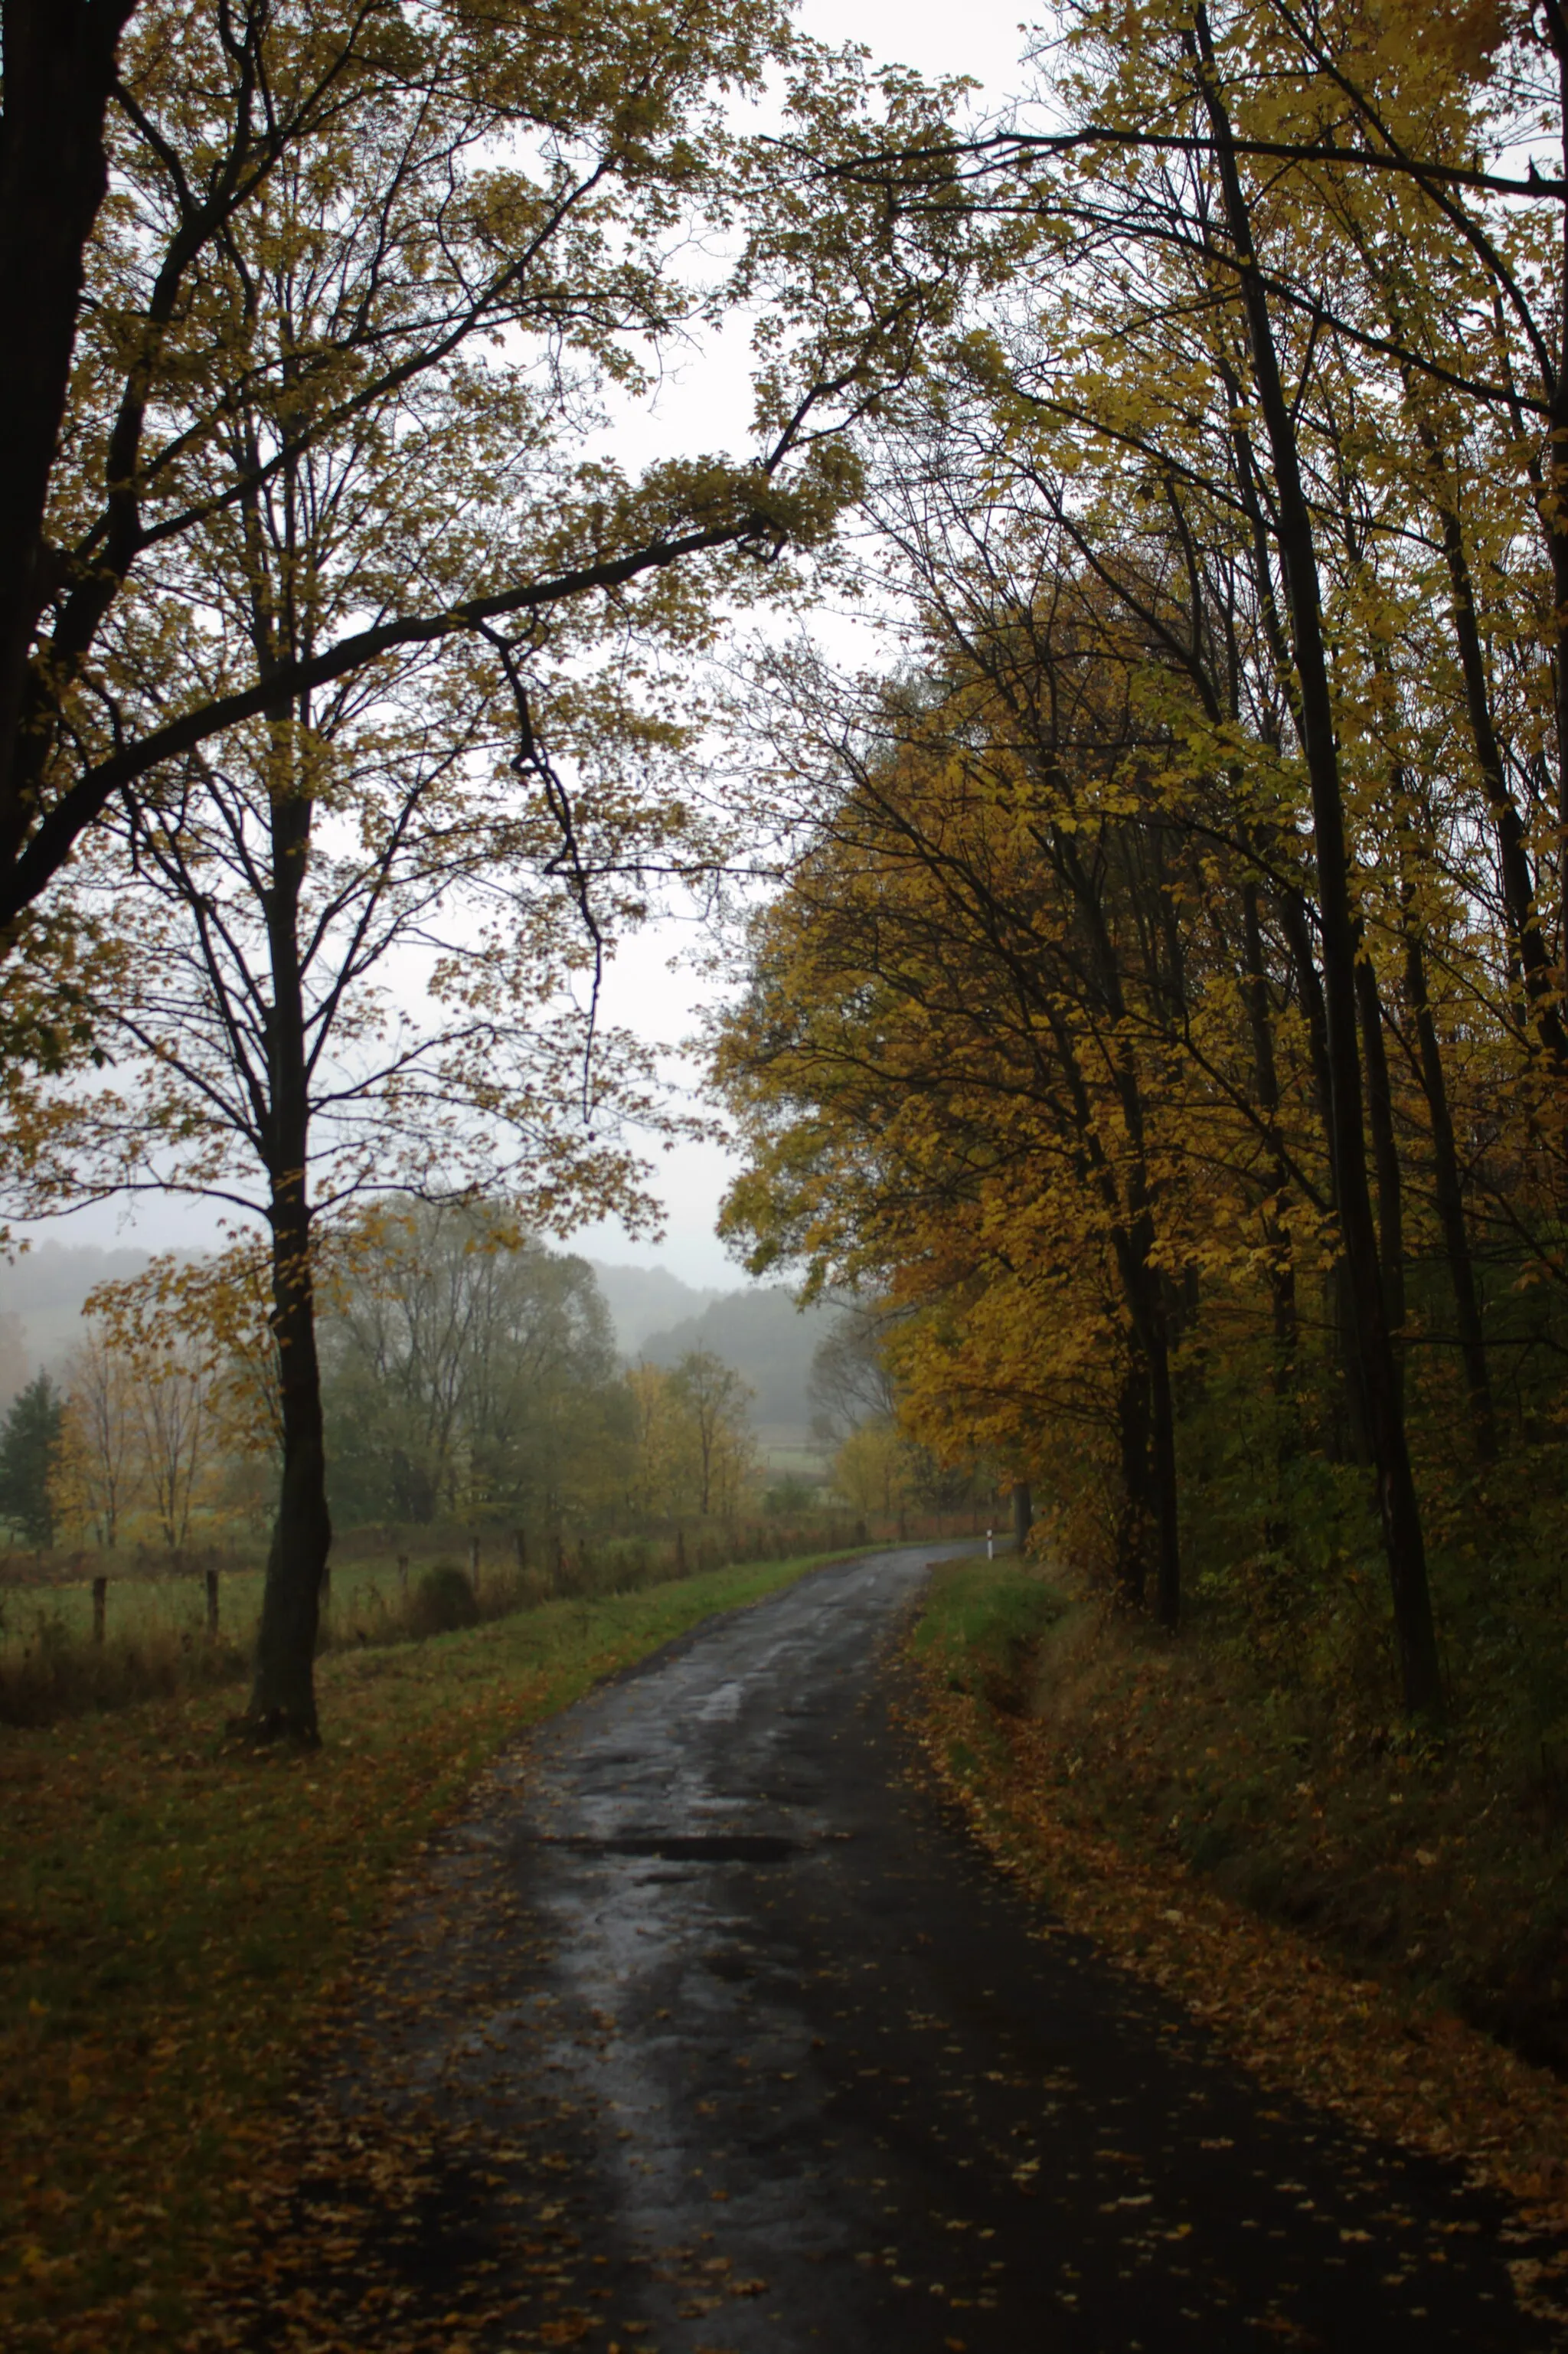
left=0, top=1207, right=761, bottom=1555
left=714, top=0, right=1568, bottom=1726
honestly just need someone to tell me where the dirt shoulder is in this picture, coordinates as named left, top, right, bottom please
left=906, top=1557, right=1568, bottom=2327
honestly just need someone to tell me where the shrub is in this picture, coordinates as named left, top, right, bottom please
left=408, top=1562, right=479, bottom=1636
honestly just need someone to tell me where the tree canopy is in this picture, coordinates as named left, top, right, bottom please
left=714, top=0, right=1568, bottom=1725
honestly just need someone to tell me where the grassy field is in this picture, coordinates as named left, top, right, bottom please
left=1, top=1546, right=856, bottom=2352
left=2, top=1553, right=403, bottom=1650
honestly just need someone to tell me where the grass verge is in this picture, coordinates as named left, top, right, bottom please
left=910, top=1555, right=1568, bottom=2323
left=2, top=1547, right=852, bottom=2352
left=0, top=1531, right=856, bottom=1728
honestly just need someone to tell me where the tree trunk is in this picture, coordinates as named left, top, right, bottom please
left=247, top=1179, right=331, bottom=1741
left=1011, top=1479, right=1033, bottom=1548
left=1419, top=438, right=1568, bottom=1071
left=1240, top=880, right=1298, bottom=1362
left=1354, top=952, right=1405, bottom=1406
left=1052, top=832, right=1182, bottom=1627
left=1275, top=881, right=1364, bottom=1452
left=1195, top=10, right=1442, bottom=1717
left=1403, top=924, right=1498, bottom=1461
left=1146, top=1312, right=1181, bottom=1630
left=241, top=789, right=332, bottom=1743
left=1115, top=1357, right=1152, bottom=1609
left=0, top=2, right=136, bottom=838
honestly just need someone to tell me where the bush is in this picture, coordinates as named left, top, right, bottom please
left=763, top=1473, right=819, bottom=1515
left=407, top=1562, right=479, bottom=1636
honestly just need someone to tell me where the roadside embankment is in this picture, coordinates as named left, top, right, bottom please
left=908, top=1555, right=1568, bottom=2321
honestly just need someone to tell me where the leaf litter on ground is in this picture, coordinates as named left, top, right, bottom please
left=0, top=1549, right=853, bottom=2352
left=905, top=1562, right=1568, bottom=2329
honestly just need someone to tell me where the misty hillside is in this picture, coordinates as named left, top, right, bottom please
left=633, top=1286, right=835, bottom=1440
left=0, top=1239, right=154, bottom=1402
left=585, top=1260, right=722, bottom=1355
left=0, top=1241, right=829, bottom=1448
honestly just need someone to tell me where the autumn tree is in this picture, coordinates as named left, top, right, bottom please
left=830, top=1421, right=916, bottom=1519
left=56, top=1328, right=140, bottom=1549
left=628, top=1352, right=755, bottom=1519
left=668, top=1349, right=756, bottom=1516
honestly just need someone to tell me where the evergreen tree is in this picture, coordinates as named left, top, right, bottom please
left=0, top=1372, right=64, bottom=1546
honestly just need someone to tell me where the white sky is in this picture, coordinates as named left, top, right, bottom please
left=572, top=2, right=1034, bottom=1283
left=22, top=2, right=1035, bottom=1289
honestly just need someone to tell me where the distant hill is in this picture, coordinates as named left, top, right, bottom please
left=0, top=1245, right=716, bottom=1390
left=0, top=1240, right=828, bottom=1451
left=0, top=1239, right=154, bottom=1399
left=634, top=1285, right=835, bottom=1444
left=586, top=1260, right=724, bottom=1355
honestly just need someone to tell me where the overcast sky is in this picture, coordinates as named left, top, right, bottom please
left=24, top=3, right=1036, bottom=1288
left=566, top=3, right=1033, bottom=1283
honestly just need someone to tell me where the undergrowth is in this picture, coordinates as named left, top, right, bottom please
left=921, top=1555, right=1568, bottom=2074
left=909, top=1555, right=1568, bottom=2320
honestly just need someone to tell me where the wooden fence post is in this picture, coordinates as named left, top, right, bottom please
left=397, top=1552, right=410, bottom=1595
left=205, top=1568, right=220, bottom=1639
left=469, top=1535, right=481, bottom=1595
left=92, top=1576, right=106, bottom=1644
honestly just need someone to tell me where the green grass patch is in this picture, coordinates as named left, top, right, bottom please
left=0, top=1546, right=852, bottom=2350
left=912, top=1553, right=1066, bottom=1702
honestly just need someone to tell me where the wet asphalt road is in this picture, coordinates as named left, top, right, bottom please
left=293, top=1545, right=1556, bottom=2352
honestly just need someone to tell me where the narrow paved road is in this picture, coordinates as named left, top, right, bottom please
left=270, top=1546, right=1556, bottom=2352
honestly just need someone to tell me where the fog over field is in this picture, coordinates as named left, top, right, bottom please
left=0, top=1243, right=830, bottom=1446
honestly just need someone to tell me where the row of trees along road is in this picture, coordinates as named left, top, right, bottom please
left=715, top=0, right=1568, bottom=1725
left=0, top=0, right=966, bottom=1738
